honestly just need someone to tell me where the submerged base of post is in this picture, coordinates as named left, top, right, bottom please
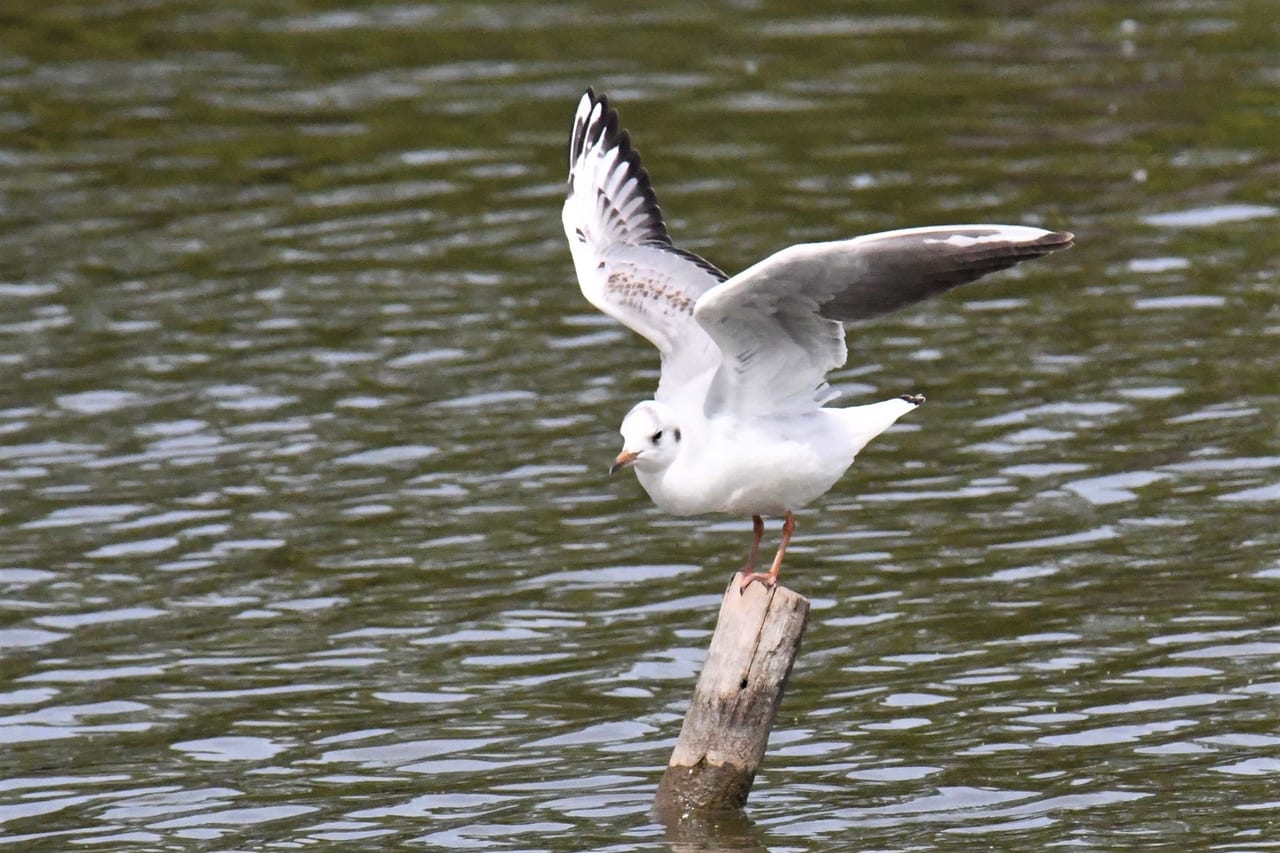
left=655, top=575, right=810, bottom=817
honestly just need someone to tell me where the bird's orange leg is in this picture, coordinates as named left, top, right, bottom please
left=736, top=515, right=765, bottom=579
left=738, top=511, right=796, bottom=592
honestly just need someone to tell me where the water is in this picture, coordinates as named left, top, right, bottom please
left=2, top=1, right=1278, bottom=849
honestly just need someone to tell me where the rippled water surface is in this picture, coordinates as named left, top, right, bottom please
left=2, top=1, right=1279, bottom=849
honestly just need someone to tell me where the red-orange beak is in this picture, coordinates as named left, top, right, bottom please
left=609, top=450, right=639, bottom=476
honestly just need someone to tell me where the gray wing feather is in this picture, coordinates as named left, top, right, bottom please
left=694, top=225, right=1073, bottom=416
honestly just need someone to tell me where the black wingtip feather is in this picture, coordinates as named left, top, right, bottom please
left=567, top=88, right=728, bottom=281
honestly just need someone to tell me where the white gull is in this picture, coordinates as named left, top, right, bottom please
left=561, top=89, right=1073, bottom=590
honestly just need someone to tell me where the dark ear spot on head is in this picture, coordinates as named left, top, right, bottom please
left=673, top=428, right=682, bottom=443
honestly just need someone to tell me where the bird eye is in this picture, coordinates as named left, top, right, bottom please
left=651, top=430, right=663, bottom=444
left=673, top=428, right=681, bottom=442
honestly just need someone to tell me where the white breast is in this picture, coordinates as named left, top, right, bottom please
left=635, top=410, right=857, bottom=516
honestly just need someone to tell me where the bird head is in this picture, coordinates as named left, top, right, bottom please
left=611, top=400, right=682, bottom=475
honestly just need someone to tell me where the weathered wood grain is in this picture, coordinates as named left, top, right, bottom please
left=655, top=575, right=810, bottom=815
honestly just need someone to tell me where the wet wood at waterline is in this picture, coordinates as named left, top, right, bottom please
left=655, top=577, right=810, bottom=815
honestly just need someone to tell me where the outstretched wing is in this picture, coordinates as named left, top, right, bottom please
left=562, top=89, right=727, bottom=400
left=693, top=225, right=1074, bottom=415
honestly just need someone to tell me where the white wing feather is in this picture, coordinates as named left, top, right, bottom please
left=561, top=89, right=726, bottom=400
left=562, top=91, right=1074, bottom=418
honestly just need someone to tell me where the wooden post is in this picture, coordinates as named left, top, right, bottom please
left=654, top=575, right=810, bottom=817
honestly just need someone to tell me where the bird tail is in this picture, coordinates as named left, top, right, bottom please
left=839, top=393, right=924, bottom=457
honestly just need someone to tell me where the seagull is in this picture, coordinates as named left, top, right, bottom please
left=562, top=88, right=1072, bottom=591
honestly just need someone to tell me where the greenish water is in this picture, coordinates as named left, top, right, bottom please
left=2, top=1, right=1278, bottom=849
